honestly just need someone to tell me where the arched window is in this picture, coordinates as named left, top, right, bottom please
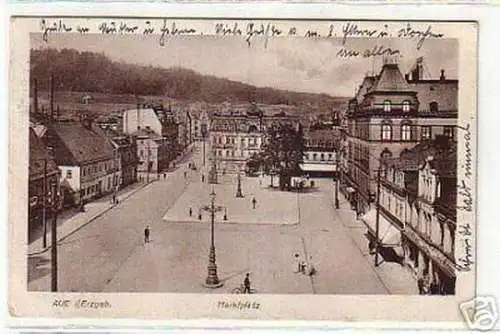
left=402, top=101, right=410, bottom=112
left=429, top=101, right=439, bottom=112
left=383, top=100, right=392, bottom=112
left=313, top=153, right=317, bottom=161
left=401, top=124, right=411, bottom=141
left=320, top=153, right=325, bottom=161
left=381, top=123, right=392, bottom=141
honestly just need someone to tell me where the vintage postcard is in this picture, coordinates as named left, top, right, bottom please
left=7, top=15, right=483, bottom=327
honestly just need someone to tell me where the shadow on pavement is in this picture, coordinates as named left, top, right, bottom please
left=220, top=269, right=249, bottom=283
left=27, top=255, right=50, bottom=283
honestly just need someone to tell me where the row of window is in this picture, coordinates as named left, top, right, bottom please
left=380, top=125, right=455, bottom=141
left=381, top=100, right=439, bottom=113
left=304, top=152, right=334, bottom=161
left=81, top=160, right=115, bottom=177
left=213, top=136, right=259, bottom=146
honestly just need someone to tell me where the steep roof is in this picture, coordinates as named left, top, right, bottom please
left=410, top=81, right=458, bottom=112
left=49, top=121, right=114, bottom=165
left=355, top=75, right=378, bottom=103
left=29, top=127, right=59, bottom=181
left=371, top=63, right=413, bottom=92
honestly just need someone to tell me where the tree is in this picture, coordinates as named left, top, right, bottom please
left=260, top=122, right=305, bottom=190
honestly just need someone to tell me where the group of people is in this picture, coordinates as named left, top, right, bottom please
left=294, top=253, right=316, bottom=276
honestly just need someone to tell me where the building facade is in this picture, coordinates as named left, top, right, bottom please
left=43, top=119, right=119, bottom=205
left=110, top=135, right=139, bottom=188
left=363, top=137, right=457, bottom=294
left=341, top=57, right=458, bottom=215
left=28, top=127, right=60, bottom=240
left=301, top=128, right=340, bottom=177
left=209, top=104, right=300, bottom=174
left=122, top=106, right=179, bottom=171
left=135, top=130, right=169, bottom=177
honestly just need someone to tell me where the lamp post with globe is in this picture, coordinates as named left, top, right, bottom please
left=200, top=188, right=226, bottom=288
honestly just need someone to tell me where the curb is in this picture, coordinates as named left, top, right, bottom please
left=27, top=180, right=156, bottom=257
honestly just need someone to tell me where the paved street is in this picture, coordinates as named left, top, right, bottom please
left=28, top=142, right=416, bottom=294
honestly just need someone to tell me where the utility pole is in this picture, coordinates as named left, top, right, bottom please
left=374, top=168, right=381, bottom=267
left=42, top=156, right=47, bottom=249
left=50, top=179, right=58, bottom=292
left=335, top=148, right=340, bottom=209
left=33, top=78, right=38, bottom=115
left=146, top=139, right=150, bottom=183
left=49, top=72, right=55, bottom=120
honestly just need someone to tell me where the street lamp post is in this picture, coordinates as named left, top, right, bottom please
left=201, top=188, right=224, bottom=288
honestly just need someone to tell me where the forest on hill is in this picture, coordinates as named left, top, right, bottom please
left=30, top=48, right=347, bottom=110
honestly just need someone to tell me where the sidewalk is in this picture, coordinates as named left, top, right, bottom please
left=27, top=180, right=155, bottom=256
left=325, top=180, right=419, bottom=295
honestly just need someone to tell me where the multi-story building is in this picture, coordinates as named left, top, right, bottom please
left=209, top=103, right=300, bottom=174
left=371, top=136, right=457, bottom=294
left=301, top=128, right=340, bottom=177
left=28, top=127, right=60, bottom=240
left=43, top=118, right=119, bottom=205
left=122, top=105, right=179, bottom=170
left=108, top=134, right=139, bottom=188
left=134, top=129, right=169, bottom=177
left=341, top=57, right=457, bottom=215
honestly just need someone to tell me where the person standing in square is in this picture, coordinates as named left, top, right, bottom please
left=144, top=225, right=150, bottom=244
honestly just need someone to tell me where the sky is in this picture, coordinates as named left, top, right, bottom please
left=31, top=33, right=458, bottom=97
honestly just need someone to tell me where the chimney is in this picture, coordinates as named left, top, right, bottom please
left=440, top=69, right=446, bottom=80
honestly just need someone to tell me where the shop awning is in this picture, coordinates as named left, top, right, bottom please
left=299, top=163, right=336, bottom=172
left=360, top=209, right=402, bottom=247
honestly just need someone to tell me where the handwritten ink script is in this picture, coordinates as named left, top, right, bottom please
left=38, top=18, right=444, bottom=57
left=456, top=123, right=475, bottom=272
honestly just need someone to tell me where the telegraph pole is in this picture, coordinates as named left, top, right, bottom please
left=50, top=179, right=58, bottom=292
left=374, top=168, right=381, bottom=267
left=42, top=157, right=47, bottom=248
left=335, top=148, right=340, bottom=209
left=146, top=139, right=150, bottom=183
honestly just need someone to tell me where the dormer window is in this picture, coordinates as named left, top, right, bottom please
left=383, top=100, right=392, bottom=112
left=402, top=101, right=410, bottom=112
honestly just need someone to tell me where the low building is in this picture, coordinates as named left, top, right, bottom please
left=106, top=132, right=139, bottom=188
left=43, top=118, right=119, bottom=205
left=301, top=127, right=341, bottom=177
left=28, top=127, right=60, bottom=240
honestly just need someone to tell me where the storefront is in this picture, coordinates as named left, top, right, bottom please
left=403, top=225, right=456, bottom=295
left=360, top=209, right=404, bottom=262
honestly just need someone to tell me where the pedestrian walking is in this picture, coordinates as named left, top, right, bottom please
left=293, top=253, right=301, bottom=273
left=189, top=208, right=193, bottom=217
left=417, top=277, right=424, bottom=295
left=202, top=174, right=205, bottom=183
left=243, top=273, right=251, bottom=294
left=144, top=225, right=150, bottom=244
left=184, top=171, right=187, bottom=179
left=252, top=197, right=257, bottom=209
left=163, top=173, right=166, bottom=179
